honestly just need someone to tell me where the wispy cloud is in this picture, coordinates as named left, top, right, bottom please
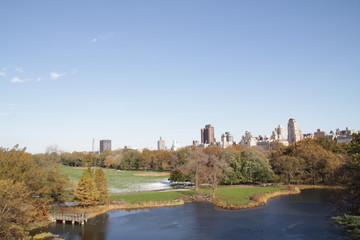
left=0, top=72, right=6, bottom=77
left=0, top=112, right=10, bottom=116
left=15, top=66, right=24, bottom=73
left=50, top=72, right=64, bottom=80
left=68, top=67, right=78, bottom=74
left=91, top=32, right=114, bottom=43
left=10, top=77, right=25, bottom=83
left=0, top=103, right=15, bottom=117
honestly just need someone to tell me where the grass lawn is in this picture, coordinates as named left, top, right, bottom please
left=61, top=167, right=293, bottom=209
left=215, top=186, right=287, bottom=205
left=109, top=185, right=287, bottom=206
left=61, top=166, right=170, bottom=193
left=110, top=190, right=195, bottom=204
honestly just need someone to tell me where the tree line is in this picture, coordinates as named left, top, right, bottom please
left=1, top=134, right=359, bottom=238
left=58, top=137, right=358, bottom=198
left=58, top=138, right=350, bottom=185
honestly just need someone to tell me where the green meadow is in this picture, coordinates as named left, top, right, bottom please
left=215, top=186, right=286, bottom=205
left=61, top=167, right=291, bottom=209
left=61, top=167, right=170, bottom=193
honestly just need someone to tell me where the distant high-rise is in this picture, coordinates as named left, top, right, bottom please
left=92, top=139, right=99, bottom=153
left=271, top=125, right=289, bottom=146
left=288, top=119, right=302, bottom=143
left=171, top=140, right=180, bottom=151
left=275, top=125, right=287, bottom=140
left=157, top=137, right=166, bottom=150
left=220, top=132, right=234, bottom=148
left=314, top=129, right=326, bottom=138
left=201, top=124, right=215, bottom=144
left=100, top=140, right=111, bottom=153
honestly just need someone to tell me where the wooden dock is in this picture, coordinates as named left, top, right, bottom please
left=50, top=211, right=88, bottom=225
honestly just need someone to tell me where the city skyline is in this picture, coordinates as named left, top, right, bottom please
left=1, top=1, right=359, bottom=153
left=91, top=121, right=357, bottom=152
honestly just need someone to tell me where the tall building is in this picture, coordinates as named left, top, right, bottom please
left=201, top=124, right=215, bottom=144
left=99, top=140, right=111, bottom=153
left=314, top=129, right=326, bottom=138
left=240, top=131, right=257, bottom=147
left=287, top=118, right=302, bottom=143
left=92, top=139, right=99, bottom=153
left=271, top=125, right=289, bottom=146
left=272, top=124, right=287, bottom=141
left=220, top=132, right=234, bottom=148
left=171, top=140, right=180, bottom=151
left=157, top=137, right=166, bottom=150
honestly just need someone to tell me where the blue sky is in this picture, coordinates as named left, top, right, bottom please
left=1, top=0, right=359, bottom=153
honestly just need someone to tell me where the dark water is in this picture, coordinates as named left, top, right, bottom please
left=39, top=189, right=348, bottom=240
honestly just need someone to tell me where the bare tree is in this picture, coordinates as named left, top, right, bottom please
left=202, top=154, right=230, bottom=198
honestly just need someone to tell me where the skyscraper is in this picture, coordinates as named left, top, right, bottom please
left=100, top=140, right=111, bottom=153
left=92, top=139, right=99, bottom=153
left=220, top=132, right=234, bottom=148
left=271, top=125, right=287, bottom=141
left=201, top=124, right=215, bottom=144
left=157, top=137, right=166, bottom=150
left=287, top=119, right=302, bottom=143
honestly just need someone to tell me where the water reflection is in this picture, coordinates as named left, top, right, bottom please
left=38, top=189, right=348, bottom=240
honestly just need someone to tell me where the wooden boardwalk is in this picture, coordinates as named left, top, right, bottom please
left=50, top=211, right=88, bottom=225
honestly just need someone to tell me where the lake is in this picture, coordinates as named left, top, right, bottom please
left=38, top=189, right=348, bottom=240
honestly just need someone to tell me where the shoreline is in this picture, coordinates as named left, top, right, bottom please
left=48, top=185, right=342, bottom=222
left=214, top=187, right=300, bottom=210
left=70, top=185, right=335, bottom=219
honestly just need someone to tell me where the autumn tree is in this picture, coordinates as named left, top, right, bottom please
left=203, top=145, right=222, bottom=156
left=74, top=168, right=99, bottom=206
left=94, top=168, right=109, bottom=204
left=185, top=149, right=207, bottom=191
left=141, top=148, right=154, bottom=170
left=152, top=150, right=174, bottom=171
left=0, top=145, right=69, bottom=238
left=0, top=180, right=35, bottom=239
left=173, top=147, right=193, bottom=168
left=202, top=154, right=229, bottom=198
left=290, top=140, right=344, bottom=184
left=270, top=155, right=305, bottom=184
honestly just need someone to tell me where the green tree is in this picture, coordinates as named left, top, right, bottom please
left=120, top=150, right=143, bottom=170
left=313, top=137, right=345, bottom=154
left=219, top=148, right=244, bottom=184
left=94, top=168, right=109, bottom=204
left=343, top=133, right=360, bottom=214
left=74, top=168, right=99, bottom=206
left=240, top=148, right=274, bottom=183
left=348, top=133, right=360, bottom=156
left=169, top=169, right=189, bottom=182
left=220, top=148, right=274, bottom=184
